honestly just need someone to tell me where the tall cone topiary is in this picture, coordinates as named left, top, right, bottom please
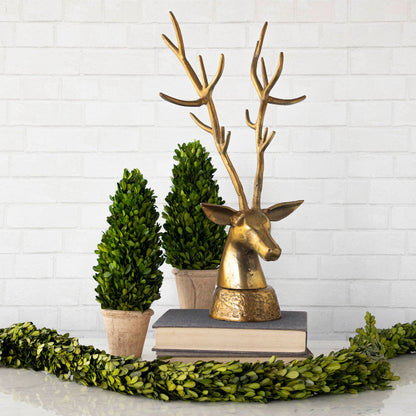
left=162, top=140, right=227, bottom=270
left=93, top=168, right=164, bottom=311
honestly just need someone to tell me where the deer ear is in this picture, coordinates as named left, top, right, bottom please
left=263, top=200, right=304, bottom=222
left=201, top=203, right=237, bottom=225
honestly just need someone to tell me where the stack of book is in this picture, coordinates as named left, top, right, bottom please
left=152, top=309, right=311, bottom=363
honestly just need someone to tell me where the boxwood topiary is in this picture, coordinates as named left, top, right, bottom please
left=162, top=140, right=227, bottom=270
left=93, top=168, right=164, bottom=311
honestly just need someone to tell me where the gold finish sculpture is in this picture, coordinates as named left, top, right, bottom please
left=160, top=12, right=306, bottom=322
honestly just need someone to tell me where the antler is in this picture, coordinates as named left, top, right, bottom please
left=160, top=11, right=249, bottom=210
left=246, top=22, right=306, bottom=209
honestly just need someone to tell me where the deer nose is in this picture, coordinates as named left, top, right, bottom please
left=264, top=247, right=281, bottom=261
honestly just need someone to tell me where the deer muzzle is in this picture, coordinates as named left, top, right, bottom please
left=255, top=233, right=281, bottom=261
left=264, top=247, right=281, bottom=261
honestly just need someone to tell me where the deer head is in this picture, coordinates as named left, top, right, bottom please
left=160, top=12, right=305, bottom=291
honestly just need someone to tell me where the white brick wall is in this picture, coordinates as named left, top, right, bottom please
left=0, top=0, right=415, bottom=341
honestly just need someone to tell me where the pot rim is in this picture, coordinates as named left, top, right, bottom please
left=172, top=267, right=219, bottom=277
left=100, top=308, right=154, bottom=318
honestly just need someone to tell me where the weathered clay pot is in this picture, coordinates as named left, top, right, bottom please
left=172, top=268, right=218, bottom=309
left=101, top=308, right=154, bottom=358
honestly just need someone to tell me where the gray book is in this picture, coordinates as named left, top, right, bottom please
left=153, top=309, right=307, bottom=331
left=153, top=348, right=313, bottom=364
left=153, top=309, right=308, bottom=354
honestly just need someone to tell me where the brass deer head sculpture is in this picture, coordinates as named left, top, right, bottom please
left=160, top=12, right=306, bottom=322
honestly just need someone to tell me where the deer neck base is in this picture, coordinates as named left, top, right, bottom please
left=209, top=285, right=281, bottom=322
left=218, top=243, right=267, bottom=290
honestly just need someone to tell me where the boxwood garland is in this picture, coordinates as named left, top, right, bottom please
left=0, top=313, right=415, bottom=403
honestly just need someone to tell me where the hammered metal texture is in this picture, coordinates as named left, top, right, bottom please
left=209, top=285, right=281, bottom=322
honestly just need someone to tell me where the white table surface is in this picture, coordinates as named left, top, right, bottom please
left=0, top=338, right=415, bottom=416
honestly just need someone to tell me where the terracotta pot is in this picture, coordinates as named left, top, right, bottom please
left=100, top=308, right=154, bottom=358
left=172, top=268, right=218, bottom=309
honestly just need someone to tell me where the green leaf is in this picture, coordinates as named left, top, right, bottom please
left=326, top=362, right=341, bottom=372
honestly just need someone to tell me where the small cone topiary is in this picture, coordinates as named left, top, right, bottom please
left=162, top=140, right=227, bottom=270
left=93, top=168, right=164, bottom=311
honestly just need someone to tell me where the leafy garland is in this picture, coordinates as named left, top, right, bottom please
left=0, top=313, right=415, bottom=403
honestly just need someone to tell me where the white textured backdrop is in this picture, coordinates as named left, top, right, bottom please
left=0, top=0, right=415, bottom=340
